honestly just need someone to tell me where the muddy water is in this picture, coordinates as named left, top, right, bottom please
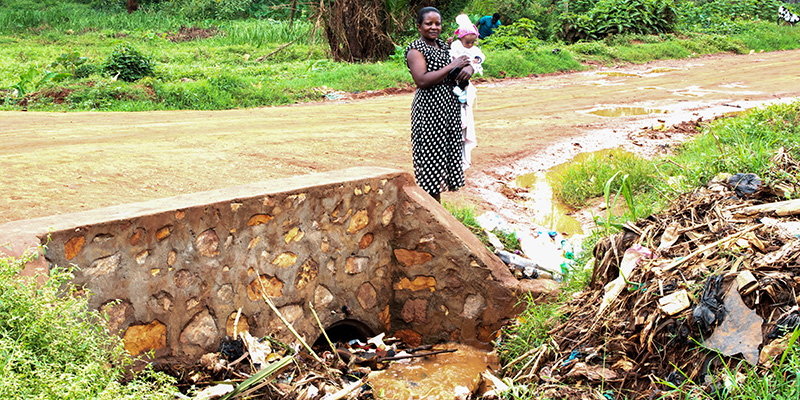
left=589, top=107, right=668, bottom=117
left=368, top=343, right=498, bottom=399
left=514, top=148, right=637, bottom=236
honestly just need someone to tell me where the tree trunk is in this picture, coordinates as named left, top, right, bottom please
left=126, top=0, right=138, bottom=14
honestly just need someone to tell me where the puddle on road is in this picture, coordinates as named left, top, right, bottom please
left=368, top=343, right=496, bottom=399
left=515, top=148, right=637, bottom=236
left=590, top=107, right=668, bottom=117
left=515, top=171, right=582, bottom=235
left=597, top=71, right=640, bottom=77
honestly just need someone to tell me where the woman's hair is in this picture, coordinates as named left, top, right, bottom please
left=417, top=7, right=441, bottom=24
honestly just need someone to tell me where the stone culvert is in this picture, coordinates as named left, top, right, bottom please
left=0, top=167, right=558, bottom=365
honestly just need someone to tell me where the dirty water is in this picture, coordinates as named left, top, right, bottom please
left=514, top=148, right=638, bottom=236
left=368, top=343, right=497, bottom=399
left=589, top=107, right=668, bottom=117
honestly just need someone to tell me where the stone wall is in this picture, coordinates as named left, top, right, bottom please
left=0, top=167, right=557, bottom=364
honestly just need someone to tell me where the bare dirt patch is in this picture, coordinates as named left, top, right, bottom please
left=165, top=25, right=219, bottom=42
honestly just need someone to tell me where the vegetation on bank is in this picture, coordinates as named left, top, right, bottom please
left=486, top=99, right=800, bottom=399
left=0, top=0, right=798, bottom=111
left=0, top=248, right=178, bottom=399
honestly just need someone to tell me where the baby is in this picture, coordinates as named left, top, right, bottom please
left=449, top=14, right=485, bottom=170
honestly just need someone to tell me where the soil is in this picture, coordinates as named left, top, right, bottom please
left=1, top=49, right=799, bottom=229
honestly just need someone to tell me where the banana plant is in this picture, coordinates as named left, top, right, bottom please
left=12, top=66, right=70, bottom=97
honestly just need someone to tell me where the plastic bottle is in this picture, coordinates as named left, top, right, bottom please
left=495, top=250, right=559, bottom=281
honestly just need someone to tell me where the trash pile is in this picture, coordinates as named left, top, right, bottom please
left=175, top=319, right=499, bottom=399
left=476, top=212, right=580, bottom=282
left=505, top=168, right=800, bottom=398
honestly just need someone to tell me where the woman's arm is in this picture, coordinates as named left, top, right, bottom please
left=456, top=64, right=474, bottom=82
left=407, top=49, right=469, bottom=89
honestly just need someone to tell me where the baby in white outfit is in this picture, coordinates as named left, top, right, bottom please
left=448, top=14, right=485, bottom=170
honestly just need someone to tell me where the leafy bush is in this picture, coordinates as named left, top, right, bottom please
left=559, top=0, right=678, bottom=42
left=675, top=0, right=783, bottom=34
left=102, top=42, right=154, bottom=82
left=482, top=18, right=544, bottom=50
left=496, top=0, right=561, bottom=40
left=0, top=249, right=178, bottom=399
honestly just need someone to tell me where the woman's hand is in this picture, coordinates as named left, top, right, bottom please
left=448, top=55, right=470, bottom=70
left=456, top=64, right=474, bottom=82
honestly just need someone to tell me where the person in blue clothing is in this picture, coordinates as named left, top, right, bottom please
left=477, top=13, right=501, bottom=38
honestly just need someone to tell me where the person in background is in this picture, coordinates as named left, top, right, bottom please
left=477, top=13, right=501, bottom=38
left=405, top=7, right=474, bottom=202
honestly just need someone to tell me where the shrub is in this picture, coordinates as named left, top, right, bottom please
left=0, top=249, right=178, bottom=399
left=482, top=18, right=544, bottom=50
left=559, top=0, right=678, bottom=42
left=496, top=0, right=561, bottom=40
left=102, top=42, right=154, bottom=82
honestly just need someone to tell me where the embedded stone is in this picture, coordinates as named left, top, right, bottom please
left=85, top=253, right=121, bottom=277
left=394, top=329, right=422, bottom=347
left=135, top=250, right=149, bottom=265
left=167, top=250, right=177, bottom=266
left=102, top=300, right=132, bottom=333
left=461, top=294, right=487, bottom=319
left=326, top=259, right=335, bottom=273
left=217, top=284, right=234, bottom=304
left=295, top=258, right=319, bottom=290
left=320, top=238, right=330, bottom=253
left=401, top=298, right=428, bottom=324
left=226, top=312, right=250, bottom=337
left=156, top=226, right=171, bottom=241
left=248, top=236, right=261, bottom=250
left=230, top=203, right=242, bottom=212
left=354, top=186, right=362, bottom=195
left=123, top=320, right=166, bottom=356
left=149, top=292, right=173, bottom=312
left=379, top=305, right=391, bottom=331
left=174, top=269, right=202, bottom=290
left=358, top=233, right=374, bottom=249
left=363, top=184, right=371, bottom=193
left=272, top=252, right=297, bottom=268
left=150, top=268, right=160, bottom=276
left=357, top=282, right=377, bottom=310
left=196, top=229, right=220, bottom=257
left=175, top=210, right=185, bottom=219
left=268, top=305, right=303, bottom=331
left=180, top=310, right=218, bottom=349
left=187, top=297, right=200, bottom=309
left=314, top=286, right=334, bottom=308
left=394, top=276, right=436, bottom=292
left=345, top=256, right=369, bottom=275
left=247, top=276, right=283, bottom=300
left=284, top=227, right=304, bottom=244
left=381, top=205, right=395, bottom=226
left=247, top=214, right=273, bottom=226
left=64, top=236, right=85, bottom=260
left=129, top=228, right=145, bottom=246
left=394, top=249, right=433, bottom=267
left=346, top=210, right=369, bottom=234
left=93, top=234, right=113, bottom=243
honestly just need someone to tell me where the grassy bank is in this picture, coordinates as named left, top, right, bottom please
left=1, top=0, right=799, bottom=111
left=490, top=99, right=800, bottom=398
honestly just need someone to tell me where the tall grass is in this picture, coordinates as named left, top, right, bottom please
left=0, top=248, right=178, bottom=399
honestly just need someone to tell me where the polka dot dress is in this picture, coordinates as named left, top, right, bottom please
left=406, top=38, right=465, bottom=196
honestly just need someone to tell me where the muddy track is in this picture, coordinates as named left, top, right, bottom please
left=1, top=50, right=799, bottom=227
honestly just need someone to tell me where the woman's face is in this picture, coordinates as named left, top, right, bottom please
left=418, top=12, right=442, bottom=41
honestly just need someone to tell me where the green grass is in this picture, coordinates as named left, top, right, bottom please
left=2, top=1, right=800, bottom=111
left=0, top=247, right=178, bottom=399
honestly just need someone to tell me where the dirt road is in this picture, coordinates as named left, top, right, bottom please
left=2, top=50, right=799, bottom=225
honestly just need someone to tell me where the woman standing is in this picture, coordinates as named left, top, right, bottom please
left=405, top=7, right=474, bottom=202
